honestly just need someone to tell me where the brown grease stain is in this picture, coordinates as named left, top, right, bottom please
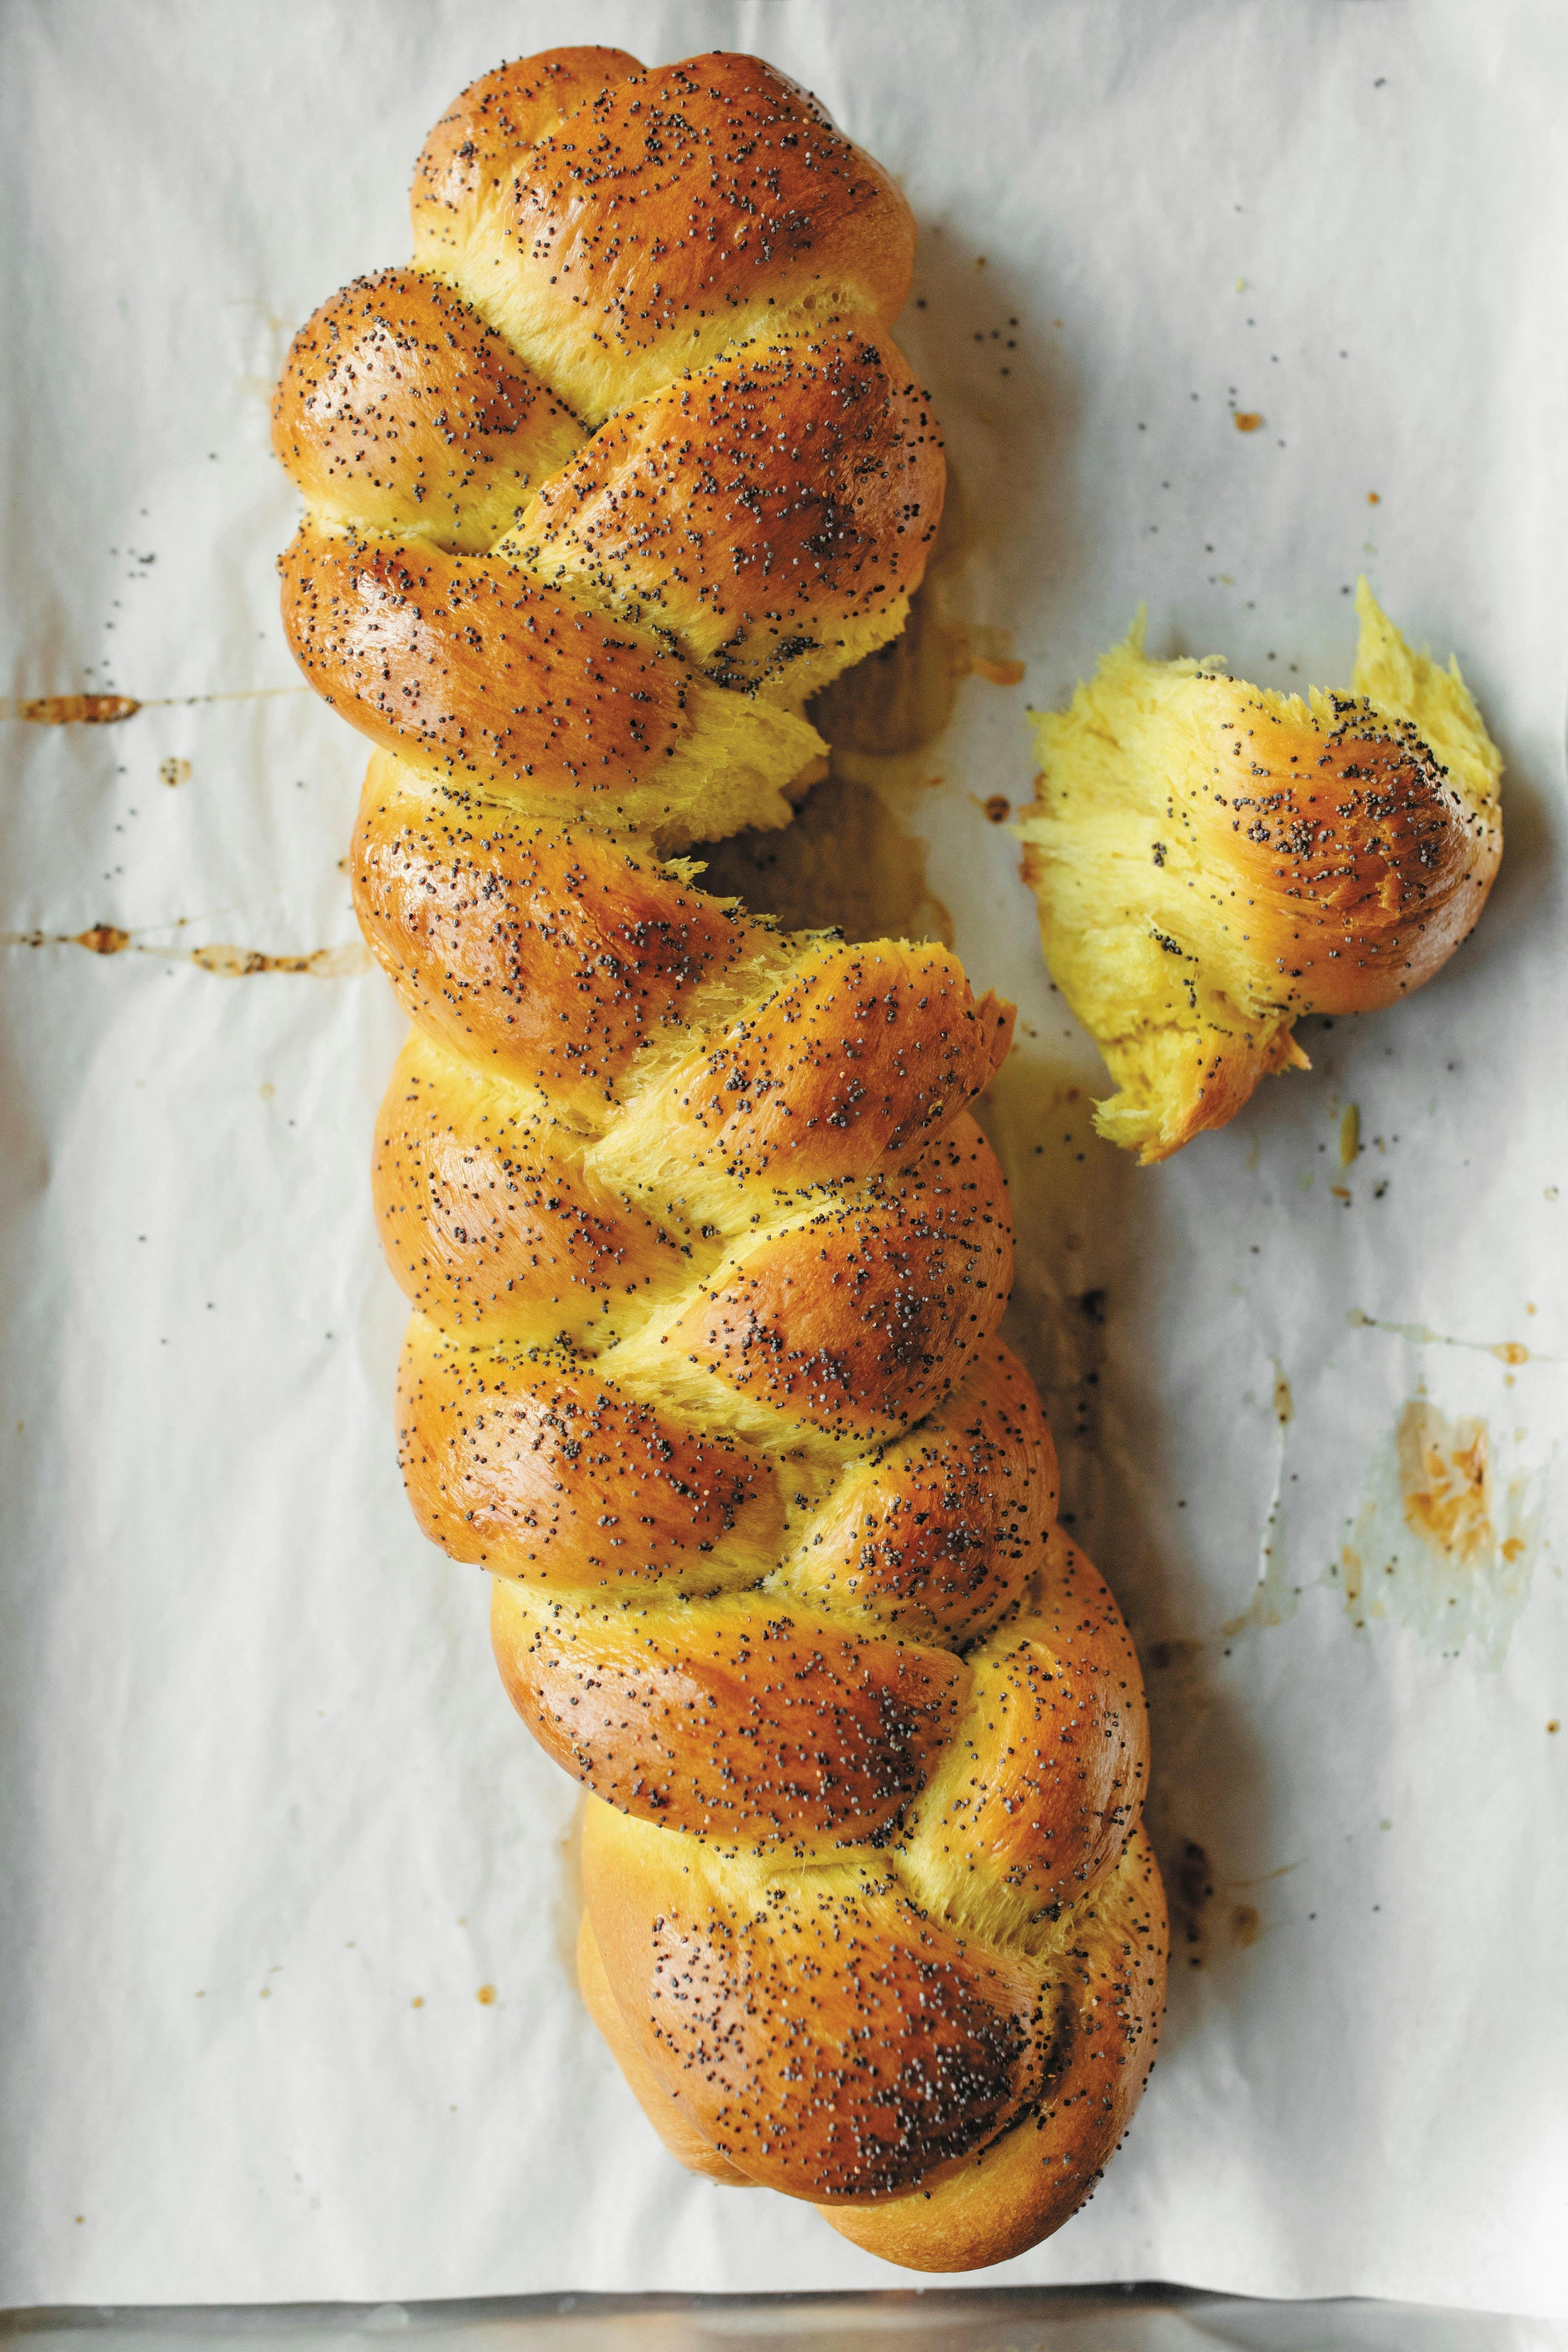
left=3, top=926, right=369, bottom=978
left=695, top=481, right=1042, bottom=946
left=1347, top=1307, right=1546, bottom=1367
left=191, top=943, right=369, bottom=977
left=1335, top=1400, right=1542, bottom=1664
left=1158, top=1826, right=1272, bottom=1965
left=694, top=521, right=1015, bottom=945
left=20, top=695, right=141, bottom=725
left=11, top=686, right=310, bottom=726
left=1339, top=1104, right=1360, bottom=1166
left=1233, top=412, right=1264, bottom=434
left=696, top=772, right=954, bottom=949
left=1218, top=1364, right=1297, bottom=1638
left=1396, top=1404, right=1492, bottom=1564
left=1147, top=1636, right=1204, bottom=1674
left=1170, top=1838, right=1214, bottom=1969
left=697, top=477, right=1029, bottom=947
left=799, top=479, right=1024, bottom=761
left=475, top=1984, right=497, bottom=2006
left=808, top=572, right=968, bottom=757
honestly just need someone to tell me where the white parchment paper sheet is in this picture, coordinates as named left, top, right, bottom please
left=2, top=0, right=1565, bottom=2316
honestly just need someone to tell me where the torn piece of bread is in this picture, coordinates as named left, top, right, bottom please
left=1015, top=582, right=1502, bottom=1163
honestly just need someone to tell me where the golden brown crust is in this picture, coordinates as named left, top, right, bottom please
left=582, top=1800, right=1049, bottom=2203
left=824, top=1827, right=1167, bottom=2270
left=576, top=1909, right=750, bottom=2184
left=443, top=55, right=917, bottom=423
left=600, top=942, right=1015, bottom=1192
left=411, top=48, right=646, bottom=240
left=397, top=1325, right=782, bottom=1591
left=517, top=320, right=943, bottom=686
left=271, top=269, right=585, bottom=550
left=495, top=1582, right=968, bottom=1847
left=351, top=758, right=764, bottom=1108
left=281, top=525, right=698, bottom=795
left=789, top=1343, right=1056, bottom=1643
left=651, top=1116, right=1012, bottom=1449
left=371, top=1030, right=689, bottom=1345
left=903, top=1532, right=1150, bottom=1924
left=1177, top=689, right=1502, bottom=1013
left=279, top=44, right=1164, bottom=2270
left=285, top=531, right=822, bottom=843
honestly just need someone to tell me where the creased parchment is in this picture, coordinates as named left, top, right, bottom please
left=1, top=0, right=1564, bottom=2317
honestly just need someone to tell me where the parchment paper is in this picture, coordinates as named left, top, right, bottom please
left=2, top=0, right=1564, bottom=2317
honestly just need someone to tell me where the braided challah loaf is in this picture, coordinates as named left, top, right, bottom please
left=274, top=46, right=1166, bottom=2273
